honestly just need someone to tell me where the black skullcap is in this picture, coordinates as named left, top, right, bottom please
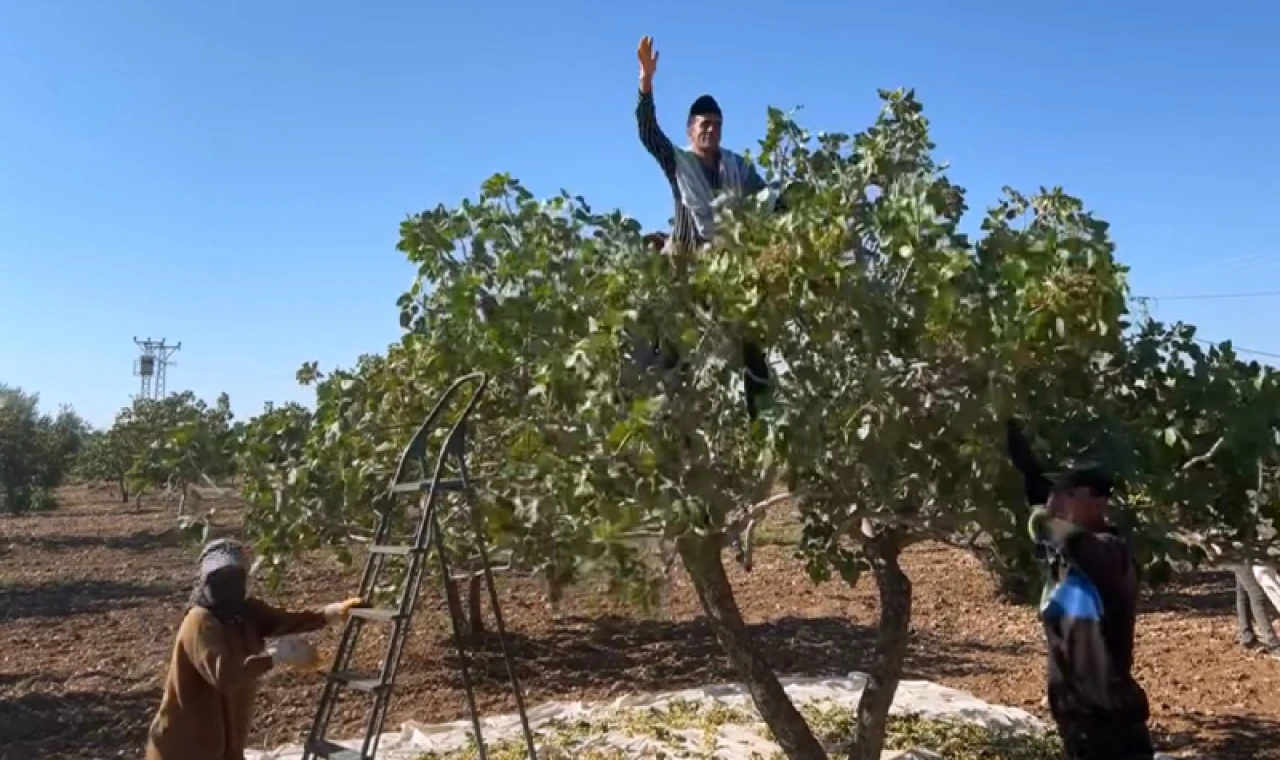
left=1050, top=463, right=1114, bottom=498
left=689, top=94, right=722, bottom=120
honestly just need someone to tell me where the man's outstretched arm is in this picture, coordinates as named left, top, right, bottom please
left=636, top=90, right=678, bottom=181
left=1006, top=418, right=1053, bottom=506
left=635, top=36, right=677, bottom=182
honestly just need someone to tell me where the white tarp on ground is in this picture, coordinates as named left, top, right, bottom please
left=1254, top=564, right=1280, bottom=614
left=246, top=674, right=1047, bottom=760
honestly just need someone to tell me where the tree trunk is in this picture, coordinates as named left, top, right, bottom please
left=678, top=535, right=828, bottom=760
left=848, top=535, right=912, bottom=760
left=467, top=572, right=486, bottom=640
left=446, top=575, right=469, bottom=638
left=118, top=476, right=129, bottom=504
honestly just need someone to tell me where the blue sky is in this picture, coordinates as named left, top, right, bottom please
left=2, top=1, right=1278, bottom=428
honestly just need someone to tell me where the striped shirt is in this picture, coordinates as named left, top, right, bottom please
left=636, top=90, right=767, bottom=251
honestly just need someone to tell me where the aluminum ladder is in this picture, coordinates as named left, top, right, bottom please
left=302, top=372, right=538, bottom=760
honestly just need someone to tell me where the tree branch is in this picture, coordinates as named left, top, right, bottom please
left=727, top=491, right=795, bottom=531
left=835, top=503, right=963, bottom=541
left=450, top=563, right=513, bottom=581
left=1180, top=436, right=1225, bottom=472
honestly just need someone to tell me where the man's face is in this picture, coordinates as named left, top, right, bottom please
left=688, top=114, right=722, bottom=153
left=1048, top=487, right=1107, bottom=527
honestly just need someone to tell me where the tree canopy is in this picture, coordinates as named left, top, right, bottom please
left=0, top=385, right=88, bottom=513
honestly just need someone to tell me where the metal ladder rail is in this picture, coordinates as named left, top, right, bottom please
left=301, top=372, right=489, bottom=760
left=367, top=374, right=493, bottom=758
left=455, top=432, right=538, bottom=758
left=304, top=502, right=397, bottom=757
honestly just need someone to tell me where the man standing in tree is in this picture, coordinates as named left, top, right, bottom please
left=632, top=35, right=773, bottom=421
left=635, top=35, right=770, bottom=253
left=1006, top=421, right=1157, bottom=760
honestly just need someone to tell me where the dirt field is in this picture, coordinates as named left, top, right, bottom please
left=2, top=487, right=1279, bottom=760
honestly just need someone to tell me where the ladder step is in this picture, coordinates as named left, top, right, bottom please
left=348, top=606, right=403, bottom=623
left=307, top=738, right=364, bottom=760
left=329, top=670, right=388, bottom=693
left=368, top=544, right=420, bottom=556
left=390, top=478, right=464, bottom=494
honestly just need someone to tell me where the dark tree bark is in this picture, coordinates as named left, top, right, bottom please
left=467, top=572, right=486, bottom=639
left=678, top=535, right=828, bottom=760
left=446, top=575, right=469, bottom=637
left=848, top=533, right=912, bottom=760
left=118, top=476, right=129, bottom=504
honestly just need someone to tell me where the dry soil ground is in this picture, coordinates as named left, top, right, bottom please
left=2, top=486, right=1279, bottom=759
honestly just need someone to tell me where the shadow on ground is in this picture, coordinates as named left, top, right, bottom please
left=21, top=528, right=180, bottom=554
left=1154, top=711, right=1280, bottom=759
left=419, top=614, right=1036, bottom=698
left=0, top=686, right=158, bottom=760
left=0, top=579, right=181, bottom=622
left=0, top=673, right=61, bottom=691
left=1141, top=569, right=1236, bottom=618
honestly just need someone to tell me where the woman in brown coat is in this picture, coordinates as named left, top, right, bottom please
left=145, top=539, right=362, bottom=760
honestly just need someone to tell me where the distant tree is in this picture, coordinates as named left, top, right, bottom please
left=125, top=391, right=235, bottom=514
left=77, top=429, right=134, bottom=503
left=0, top=385, right=89, bottom=513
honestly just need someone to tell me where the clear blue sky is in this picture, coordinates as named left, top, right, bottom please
left=2, top=1, right=1278, bottom=428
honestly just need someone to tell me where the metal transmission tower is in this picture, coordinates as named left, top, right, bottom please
left=132, top=337, right=181, bottom=400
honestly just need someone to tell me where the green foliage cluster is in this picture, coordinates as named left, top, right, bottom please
left=1, top=383, right=239, bottom=518
left=77, top=391, right=238, bottom=517
left=0, top=385, right=88, bottom=513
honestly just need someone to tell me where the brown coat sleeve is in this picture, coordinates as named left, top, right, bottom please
left=247, top=597, right=329, bottom=638
left=181, top=609, right=275, bottom=689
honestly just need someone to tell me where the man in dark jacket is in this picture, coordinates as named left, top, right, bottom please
left=1006, top=421, right=1157, bottom=760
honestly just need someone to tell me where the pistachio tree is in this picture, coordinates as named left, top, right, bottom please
left=0, top=386, right=88, bottom=513
left=77, top=429, right=134, bottom=503
left=995, top=314, right=1280, bottom=588
left=235, top=91, right=1164, bottom=758
left=119, top=391, right=236, bottom=513
left=384, top=90, right=1139, bottom=759
left=1106, top=320, right=1280, bottom=565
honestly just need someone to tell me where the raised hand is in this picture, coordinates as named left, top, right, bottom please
left=637, top=36, right=659, bottom=87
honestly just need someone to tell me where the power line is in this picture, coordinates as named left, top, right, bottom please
left=1192, top=338, right=1280, bottom=361
left=179, top=363, right=297, bottom=381
left=1140, top=251, right=1280, bottom=283
left=1131, top=290, right=1280, bottom=302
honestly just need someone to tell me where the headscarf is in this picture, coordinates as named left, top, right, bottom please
left=190, top=538, right=250, bottom=624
